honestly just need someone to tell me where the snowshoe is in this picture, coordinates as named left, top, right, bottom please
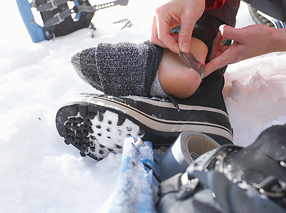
left=16, top=0, right=129, bottom=43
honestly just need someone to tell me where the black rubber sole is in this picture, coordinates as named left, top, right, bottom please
left=56, top=94, right=233, bottom=161
left=56, top=103, right=144, bottom=161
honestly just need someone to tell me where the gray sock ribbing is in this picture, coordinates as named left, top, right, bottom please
left=150, top=72, right=168, bottom=97
left=70, top=41, right=163, bottom=97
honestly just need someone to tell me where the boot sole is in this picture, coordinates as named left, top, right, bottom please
left=56, top=95, right=233, bottom=161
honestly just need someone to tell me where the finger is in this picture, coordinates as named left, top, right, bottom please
left=208, top=32, right=224, bottom=61
left=219, top=25, right=243, bottom=42
left=178, top=14, right=195, bottom=53
left=219, top=45, right=229, bottom=53
left=150, top=16, right=167, bottom=48
left=156, top=14, right=180, bottom=53
left=213, top=32, right=224, bottom=49
left=204, top=49, right=233, bottom=77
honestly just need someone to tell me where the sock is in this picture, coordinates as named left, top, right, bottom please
left=70, top=41, right=163, bottom=97
left=70, top=48, right=102, bottom=91
left=150, top=72, right=168, bottom=97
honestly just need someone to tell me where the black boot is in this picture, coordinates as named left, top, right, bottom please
left=55, top=67, right=232, bottom=161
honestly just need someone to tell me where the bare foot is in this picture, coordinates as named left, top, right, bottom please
left=158, top=37, right=208, bottom=98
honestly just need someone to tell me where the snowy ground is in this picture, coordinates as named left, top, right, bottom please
left=1, top=1, right=286, bottom=212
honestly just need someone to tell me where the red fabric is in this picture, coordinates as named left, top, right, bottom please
left=205, top=0, right=225, bottom=9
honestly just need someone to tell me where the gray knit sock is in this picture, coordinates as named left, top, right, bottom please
left=70, top=41, right=163, bottom=97
left=150, top=72, right=168, bottom=97
left=70, top=48, right=102, bottom=91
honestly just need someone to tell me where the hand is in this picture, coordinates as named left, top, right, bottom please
left=204, top=24, right=280, bottom=77
left=150, top=0, right=205, bottom=54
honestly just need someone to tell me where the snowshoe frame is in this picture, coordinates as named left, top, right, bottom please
left=16, top=0, right=129, bottom=43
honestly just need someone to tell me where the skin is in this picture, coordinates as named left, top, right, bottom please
left=158, top=37, right=208, bottom=98
left=150, top=0, right=205, bottom=54
left=149, top=0, right=286, bottom=99
left=205, top=24, right=286, bottom=77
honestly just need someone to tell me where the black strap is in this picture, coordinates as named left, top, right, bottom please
left=36, top=0, right=69, bottom=12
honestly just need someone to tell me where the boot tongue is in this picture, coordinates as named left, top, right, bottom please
left=223, top=125, right=286, bottom=185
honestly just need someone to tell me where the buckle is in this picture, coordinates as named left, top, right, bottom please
left=256, top=176, right=286, bottom=198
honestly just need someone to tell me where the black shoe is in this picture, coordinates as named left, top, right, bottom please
left=56, top=69, right=233, bottom=161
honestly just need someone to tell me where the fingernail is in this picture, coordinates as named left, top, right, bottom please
left=219, top=24, right=226, bottom=31
left=180, top=43, right=189, bottom=53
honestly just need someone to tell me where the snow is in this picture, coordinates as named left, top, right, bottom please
left=0, top=0, right=286, bottom=212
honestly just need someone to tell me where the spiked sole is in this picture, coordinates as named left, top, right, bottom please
left=56, top=102, right=143, bottom=161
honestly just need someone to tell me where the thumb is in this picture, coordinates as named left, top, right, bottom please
left=204, top=48, right=232, bottom=77
left=204, top=60, right=222, bottom=78
left=178, top=16, right=195, bottom=53
left=204, top=26, right=243, bottom=76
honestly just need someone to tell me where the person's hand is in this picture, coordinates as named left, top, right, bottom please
left=150, top=0, right=205, bottom=54
left=204, top=24, right=280, bottom=77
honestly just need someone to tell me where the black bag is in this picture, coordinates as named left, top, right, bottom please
left=156, top=125, right=286, bottom=213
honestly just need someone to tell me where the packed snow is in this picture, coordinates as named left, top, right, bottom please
left=1, top=0, right=286, bottom=212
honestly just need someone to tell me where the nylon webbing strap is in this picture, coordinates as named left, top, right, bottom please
left=37, top=0, right=70, bottom=12
left=42, top=0, right=127, bottom=28
left=44, top=10, right=73, bottom=27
